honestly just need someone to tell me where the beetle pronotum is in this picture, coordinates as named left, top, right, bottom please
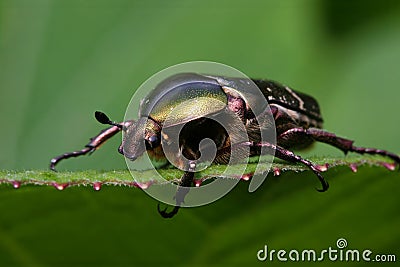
left=50, top=73, right=400, bottom=218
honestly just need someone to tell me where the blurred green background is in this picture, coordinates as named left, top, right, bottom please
left=1, top=0, right=399, bottom=266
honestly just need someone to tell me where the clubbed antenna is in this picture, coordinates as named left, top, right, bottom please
left=95, top=111, right=123, bottom=129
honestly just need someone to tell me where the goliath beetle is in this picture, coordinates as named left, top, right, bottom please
left=50, top=73, right=400, bottom=218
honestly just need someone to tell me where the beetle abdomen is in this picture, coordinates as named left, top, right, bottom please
left=253, top=79, right=323, bottom=125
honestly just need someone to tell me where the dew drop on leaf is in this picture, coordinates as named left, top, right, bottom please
left=381, top=162, right=396, bottom=171
left=12, top=181, right=21, bottom=189
left=349, top=163, right=358, bottom=173
left=52, top=182, right=69, bottom=191
left=136, top=182, right=152, bottom=189
left=194, top=179, right=203, bottom=187
left=316, top=163, right=329, bottom=172
left=241, top=174, right=252, bottom=181
left=93, top=182, right=102, bottom=191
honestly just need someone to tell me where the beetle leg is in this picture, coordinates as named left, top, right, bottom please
left=158, top=171, right=194, bottom=218
left=49, top=123, right=128, bottom=171
left=279, top=128, right=400, bottom=166
left=272, top=144, right=329, bottom=192
left=242, top=141, right=329, bottom=192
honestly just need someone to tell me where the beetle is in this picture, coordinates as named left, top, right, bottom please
left=50, top=73, right=400, bottom=218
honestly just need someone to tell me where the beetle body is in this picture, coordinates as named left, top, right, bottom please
left=122, top=73, right=321, bottom=166
left=50, top=73, right=400, bottom=218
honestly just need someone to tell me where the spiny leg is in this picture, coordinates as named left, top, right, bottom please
left=158, top=171, right=194, bottom=218
left=50, top=146, right=95, bottom=171
left=272, top=144, right=329, bottom=192
left=243, top=141, right=329, bottom=192
left=279, top=127, right=400, bottom=166
left=50, top=111, right=131, bottom=171
left=50, top=125, right=122, bottom=171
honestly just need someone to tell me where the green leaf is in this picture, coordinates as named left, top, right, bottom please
left=0, top=156, right=398, bottom=266
left=0, top=156, right=395, bottom=190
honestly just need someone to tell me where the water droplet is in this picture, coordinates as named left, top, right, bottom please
left=136, top=181, right=152, bottom=189
left=52, top=182, right=68, bottom=191
left=194, top=179, right=203, bottom=187
left=273, top=168, right=281, bottom=176
left=241, top=174, right=252, bottom=181
left=381, top=162, right=396, bottom=171
left=349, top=163, right=358, bottom=173
left=316, top=163, right=329, bottom=172
left=93, top=182, right=102, bottom=191
left=12, top=181, right=21, bottom=189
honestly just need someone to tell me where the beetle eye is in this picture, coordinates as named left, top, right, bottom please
left=146, top=135, right=160, bottom=149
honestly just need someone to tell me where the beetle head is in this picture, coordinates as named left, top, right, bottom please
left=120, top=117, right=161, bottom=161
left=95, top=111, right=162, bottom=161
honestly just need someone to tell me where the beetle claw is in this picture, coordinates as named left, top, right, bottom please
left=315, top=172, right=329, bottom=192
left=157, top=203, right=180, bottom=218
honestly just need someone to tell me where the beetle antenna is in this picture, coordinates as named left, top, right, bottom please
left=95, top=111, right=123, bottom=129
